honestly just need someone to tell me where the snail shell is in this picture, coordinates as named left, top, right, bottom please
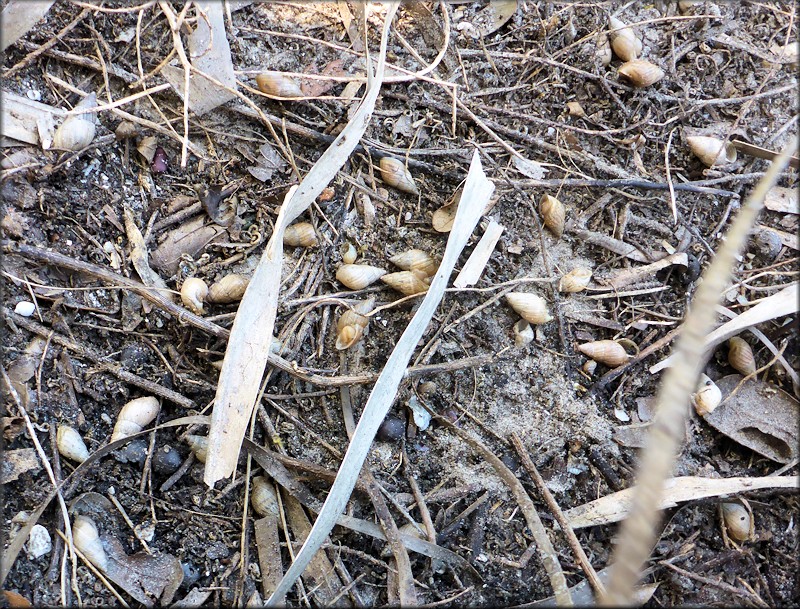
left=721, top=500, right=754, bottom=542
left=57, top=425, right=90, bottom=463
left=53, top=94, right=97, bottom=151
left=577, top=340, right=630, bottom=367
left=596, top=33, right=613, bottom=66
left=251, top=476, right=279, bottom=517
left=686, top=136, right=737, bottom=167
left=381, top=270, right=429, bottom=296
left=506, top=292, right=553, bottom=325
left=582, top=359, right=598, bottom=376
left=559, top=267, right=592, bottom=293
left=340, top=242, right=358, bottom=265
left=336, top=298, right=375, bottom=350
left=181, top=277, right=208, bottom=315
left=283, top=222, right=318, bottom=247
left=513, top=319, right=534, bottom=346
left=379, top=157, right=420, bottom=195
left=540, top=194, right=565, bottom=238
left=389, top=249, right=438, bottom=277
left=692, top=374, right=722, bottom=416
left=256, top=71, right=303, bottom=99
left=72, top=515, right=108, bottom=571
left=618, top=59, right=665, bottom=87
left=184, top=434, right=208, bottom=463
left=110, top=396, right=160, bottom=443
left=336, top=264, right=387, bottom=290
left=728, top=336, right=756, bottom=376
left=608, top=17, right=642, bottom=62
left=207, top=274, right=249, bottom=304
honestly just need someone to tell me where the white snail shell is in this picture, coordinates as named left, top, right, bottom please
left=693, top=374, right=722, bottom=416
left=53, top=94, right=97, bottom=151
left=608, top=17, right=642, bottom=62
left=721, top=501, right=754, bottom=542
left=618, top=59, right=665, bottom=87
left=181, top=277, right=208, bottom=315
left=379, top=157, right=420, bottom=195
left=686, top=135, right=737, bottom=167
left=256, top=71, right=304, bottom=99
left=57, top=425, right=90, bottom=463
left=110, top=396, right=160, bottom=443
left=506, top=292, right=553, bottom=325
left=540, top=194, right=565, bottom=238
left=389, top=249, right=438, bottom=277
left=513, top=319, right=534, bottom=346
left=577, top=340, right=630, bottom=367
left=559, top=267, right=592, bottom=293
left=336, top=264, right=387, bottom=290
left=72, top=515, right=108, bottom=571
left=340, top=242, right=358, bottom=265
left=283, top=222, right=318, bottom=247
left=381, top=270, right=430, bottom=296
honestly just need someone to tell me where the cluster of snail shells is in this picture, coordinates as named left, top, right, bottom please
left=181, top=274, right=252, bottom=313
left=605, top=16, right=664, bottom=87
left=336, top=298, right=375, bottom=350
left=110, top=396, right=160, bottom=443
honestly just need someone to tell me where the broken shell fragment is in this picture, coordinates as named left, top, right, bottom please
left=181, top=277, right=208, bottom=315
left=540, top=194, right=565, bottom=238
left=53, top=94, right=97, bottom=151
left=513, top=319, right=534, bottom=346
left=336, top=298, right=375, bottom=350
left=728, top=336, right=756, bottom=376
left=379, top=157, right=420, bottom=195
left=72, top=515, right=108, bottom=571
left=336, top=264, right=387, bottom=290
left=618, top=59, right=665, bottom=87
left=251, top=476, right=279, bottom=517
left=577, top=340, right=630, bottom=367
left=582, top=360, right=598, bottom=376
left=692, top=374, right=722, bottom=416
left=256, top=71, right=303, bottom=99
left=686, top=135, right=737, bottom=167
left=721, top=500, right=754, bottom=542
left=184, top=434, right=208, bottom=463
left=608, top=17, right=642, bottom=62
left=110, top=396, right=160, bottom=443
left=506, top=292, right=553, bottom=325
left=283, top=222, right=318, bottom=247
left=559, top=267, right=592, bottom=293
left=57, top=425, right=90, bottom=463
left=381, top=271, right=429, bottom=296
left=207, top=274, right=249, bottom=304
left=389, top=249, right=438, bottom=277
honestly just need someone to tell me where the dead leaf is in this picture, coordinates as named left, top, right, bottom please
left=764, top=186, right=799, bottom=215
left=150, top=215, right=227, bottom=276
left=300, top=60, right=346, bottom=97
left=1, top=449, right=40, bottom=484
left=2, top=417, right=25, bottom=441
left=702, top=374, right=798, bottom=464
left=469, top=0, right=518, bottom=38
left=247, top=143, right=286, bottom=183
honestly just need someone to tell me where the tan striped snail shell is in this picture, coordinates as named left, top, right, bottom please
left=506, top=292, right=553, bottom=325
left=336, top=298, right=375, bottom=350
left=53, top=94, right=97, bottom=151
left=693, top=374, right=722, bottom=416
left=184, top=434, right=208, bottom=463
left=618, top=59, right=665, bottom=87
left=379, top=157, right=419, bottom=195
left=559, top=267, right=592, bottom=293
left=251, top=476, right=279, bottom=517
left=389, top=249, right=438, bottom=277
left=72, top=515, right=108, bottom=571
left=57, top=425, right=90, bottom=463
left=686, top=136, right=737, bottom=167
left=181, top=277, right=208, bottom=315
left=336, top=264, right=387, bottom=290
left=283, top=222, right=318, bottom=247
left=110, top=396, right=160, bottom=443
left=256, top=71, right=303, bottom=99
left=577, top=340, right=630, bottom=367
left=381, top=270, right=430, bottom=296
left=728, top=336, right=756, bottom=376
left=207, top=274, right=249, bottom=304
left=608, top=16, right=642, bottom=62
left=540, top=194, right=565, bottom=238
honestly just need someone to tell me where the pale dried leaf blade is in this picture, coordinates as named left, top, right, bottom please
left=565, top=476, right=799, bottom=529
left=764, top=186, right=799, bottom=214
left=453, top=219, right=504, bottom=288
left=1, top=90, right=63, bottom=147
left=204, top=4, right=399, bottom=488
left=161, top=2, right=237, bottom=116
left=0, top=1, right=55, bottom=52
left=265, top=150, right=494, bottom=605
left=512, top=155, right=549, bottom=180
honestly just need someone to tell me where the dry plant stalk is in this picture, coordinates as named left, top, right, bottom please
left=204, top=3, right=398, bottom=487
left=600, top=137, right=797, bottom=606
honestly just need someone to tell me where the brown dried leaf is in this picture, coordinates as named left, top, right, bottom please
left=1, top=448, right=40, bottom=484
left=150, top=215, right=227, bottom=276
left=702, top=374, right=798, bottom=464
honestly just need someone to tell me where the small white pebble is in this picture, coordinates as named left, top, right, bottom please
left=14, top=301, right=36, bottom=316
left=26, top=524, right=52, bottom=559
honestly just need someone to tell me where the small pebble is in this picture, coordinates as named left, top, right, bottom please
left=26, top=524, right=52, bottom=559
left=377, top=415, right=405, bottom=442
left=14, top=301, right=36, bottom=317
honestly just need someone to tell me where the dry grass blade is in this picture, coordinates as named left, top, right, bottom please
left=204, top=3, right=399, bottom=488
left=600, top=137, right=798, bottom=606
left=264, top=148, right=494, bottom=605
